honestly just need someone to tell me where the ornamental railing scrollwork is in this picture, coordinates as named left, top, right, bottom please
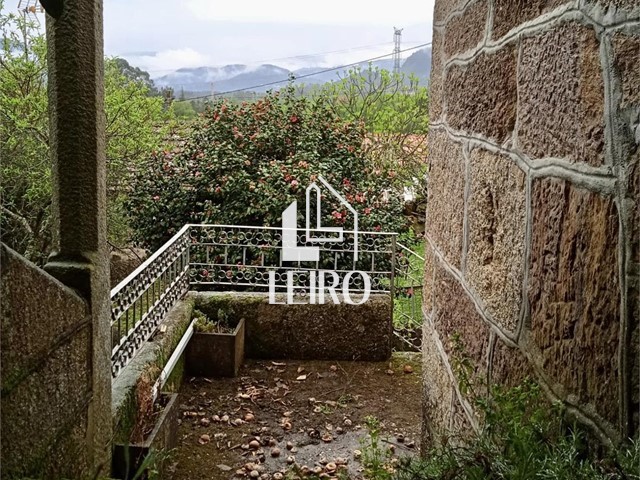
left=110, top=225, right=190, bottom=377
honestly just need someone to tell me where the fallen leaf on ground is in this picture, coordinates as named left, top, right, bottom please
left=296, top=374, right=307, bottom=381
left=198, top=434, right=210, bottom=444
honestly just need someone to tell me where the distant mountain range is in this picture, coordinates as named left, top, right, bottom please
left=154, top=47, right=431, bottom=96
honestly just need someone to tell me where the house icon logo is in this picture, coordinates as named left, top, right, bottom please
left=269, top=176, right=371, bottom=305
left=281, top=175, right=359, bottom=264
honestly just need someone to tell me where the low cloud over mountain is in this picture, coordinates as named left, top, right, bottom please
left=154, top=47, right=431, bottom=95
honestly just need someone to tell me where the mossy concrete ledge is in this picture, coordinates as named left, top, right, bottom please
left=190, top=292, right=393, bottom=361
left=111, top=297, right=194, bottom=443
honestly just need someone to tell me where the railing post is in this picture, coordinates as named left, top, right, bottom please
left=186, top=225, right=192, bottom=289
left=390, top=234, right=397, bottom=321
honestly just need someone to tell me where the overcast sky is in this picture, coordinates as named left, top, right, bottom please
left=103, top=0, right=434, bottom=77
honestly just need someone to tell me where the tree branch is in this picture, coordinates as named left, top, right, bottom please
left=1, top=204, right=33, bottom=235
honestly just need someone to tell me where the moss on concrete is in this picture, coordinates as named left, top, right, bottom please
left=112, top=297, right=194, bottom=443
left=191, top=292, right=393, bottom=361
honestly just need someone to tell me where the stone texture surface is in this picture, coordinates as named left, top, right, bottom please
left=612, top=32, right=640, bottom=110
left=426, top=0, right=638, bottom=448
left=434, top=0, right=469, bottom=24
left=466, top=149, right=526, bottom=333
left=423, top=243, right=436, bottom=318
left=631, top=150, right=640, bottom=265
left=528, top=178, right=620, bottom=426
left=429, top=29, right=444, bottom=122
left=2, top=329, right=92, bottom=478
left=43, top=0, right=113, bottom=475
left=426, top=130, right=466, bottom=269
left=422, top=320, right=456, bottom=445
left=490, top=337, right=534, bottom=388
left=517, top=22, right=605, bottom=165
left=630, top=273, right=639, bottom=433
left=433, top=264, right=490, bottom=393
left=446, top=46, right=517, bottom=143
left=492, top=0, right=569, bottom=39
left=192, top=292, right=393, bottom=361
left=590, top=0, right=640, bottom=11
left=450, top=394, right=475, bottom=437
left=444, top=0, right=487, bottom=57
left=0, top=245, right=89, bottom=378
left=0, top=245, right=92, bottom=479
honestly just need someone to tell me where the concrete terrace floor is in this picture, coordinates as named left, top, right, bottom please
left=170, top=353, right=422, bottom=480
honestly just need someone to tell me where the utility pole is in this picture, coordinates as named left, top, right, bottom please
left=393, top=27, right=403, bottom=74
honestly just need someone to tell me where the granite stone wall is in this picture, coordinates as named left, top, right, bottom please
left=424, top=0, right=639, bottom=446
left=1, top=245, right=94, bottom=478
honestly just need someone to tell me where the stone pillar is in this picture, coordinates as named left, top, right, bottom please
left=42, top=0, right=112, bottom=475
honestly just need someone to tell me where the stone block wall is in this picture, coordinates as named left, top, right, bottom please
left=424, top=0, right=639, bottom=446
left=1, top=245, right=94, bottom=478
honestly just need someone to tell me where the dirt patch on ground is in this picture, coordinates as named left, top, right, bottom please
left=171, top=353, right=422, bottom=479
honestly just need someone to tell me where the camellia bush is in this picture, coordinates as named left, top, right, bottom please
left=127, top=85, right=408, bottom=251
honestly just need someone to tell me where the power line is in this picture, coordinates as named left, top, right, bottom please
left=134, top=41, right=428, bottom=75
left=175, top=42, right=431, bottom=102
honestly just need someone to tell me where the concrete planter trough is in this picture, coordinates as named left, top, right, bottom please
left=189, top=292, right=393, bottom=361
left=112, top=392, right=179, bottom=480
left=185, top=318, right=245, bottom=377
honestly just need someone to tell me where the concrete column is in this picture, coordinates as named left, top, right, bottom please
left=42, top=0, right=112, bottom=475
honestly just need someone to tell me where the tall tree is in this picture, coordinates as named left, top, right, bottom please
left=0, top=3, right=174, bottom=263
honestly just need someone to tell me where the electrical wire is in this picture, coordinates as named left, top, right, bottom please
left=174, top=42, right=431, bottom=102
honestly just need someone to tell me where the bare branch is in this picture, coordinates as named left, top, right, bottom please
left=1, top=204, right=33, bottom=235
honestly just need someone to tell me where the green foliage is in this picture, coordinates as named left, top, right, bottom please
left=127, top=84, right=408, bottom=250
left=192, top=308, right=236, bottom=333
left=104, top=56, right=174, bottom=245
left=361, top=415, right=394, bottom=480
left=321, top=66, right=428, bottom=135
left=0, top=7, right=51, bottom=263
left=172, top=100, right=198, bottom=119
left=318, top=66, right=429, bottom=200
left=0, top=4, right=173, bottom=263
left=392, top=378, right=640, bottom=480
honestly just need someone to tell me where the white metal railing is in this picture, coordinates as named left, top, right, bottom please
left=110, top=225, right=190, bottom=377
left=109, top=223, right=424, bottom=378
left=392, top=243, right=425, bottom=349
left=188, top=224, right=397, bottom=293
